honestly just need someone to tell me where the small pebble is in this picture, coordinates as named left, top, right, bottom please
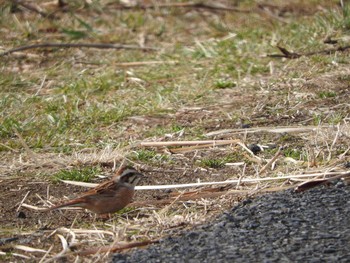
left=241, top=123, right=252, bottom=129
left=17, top=211, right=26, bottom=219
left=248, top=144, right=262, bottom=155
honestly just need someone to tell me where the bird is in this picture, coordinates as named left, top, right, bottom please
left=46, top=166, right=144, bottom=214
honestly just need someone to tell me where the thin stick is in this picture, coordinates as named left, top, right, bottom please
left=268, top=45, right=350, bottom=59
left=114, top=60, right=178, bottom=67
left=13, top=129, right=38, bottom=161
left=53, top=234, right=69, bottom=259
left=236, top=141, right=261, bottom=160
left=1, top=43, right=159, bottom=57
left=21, top=203, right=81, bottom=211
left=140, top=139, right=240, bottom=147
left=17, top=190, right=31, bottom=212
left=60, top=171, right=350, bottom=190
left=328, top=123, right=340, bottom=161
left=39, top=245, right=54, bottom=263
left=236, top=171, right=245, bottom=189
left=170, top=143, right=235, bottom=153
left=60, top=229, right=114, bottom=236
left=14, top=245, right=47, bottom=253
left=0, top=142, right=19, bottom=153
left=294, top=172, right=350, bottom=192
left=259, top=147, right=283, bottom=175
left=205, top=125, right=328, bottom=137
left=111, top=2, right=251, bottom=13
left=35, top=75, right=47, bottom=96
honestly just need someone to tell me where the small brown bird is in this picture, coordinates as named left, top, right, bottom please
left=47, top=166, right=144, bottom=214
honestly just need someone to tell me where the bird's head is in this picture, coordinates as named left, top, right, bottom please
left=118, top=166, right=144, bottom=187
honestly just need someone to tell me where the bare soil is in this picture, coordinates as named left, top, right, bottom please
left=1, top=0, right=350, bottom=261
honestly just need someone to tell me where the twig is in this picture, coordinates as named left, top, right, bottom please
left=111, top=2, right=251, bottom=13
left=169, top=186, right=229, bottom=197
left=328, top=123, right=340, bottom=161
left=35, top=75, right=47, bottom=96
left=159, top=192, right=185, bottom=215
left=13, top=128, right=38, bottom=161
left=275, top=45, right=301, bottom=59
left=294, top=172, right=350, bottom=192
left=21, top=204, right=48, bottom=211
left=44, top=234, right=69, bottom=262
left=268, top=44, right=350, bottom=59
left=114, top=60, right=178, bottom=67
left=259, top=146, right=283, bottom=175
left=14, top=245, right=47, bottom=253
left=169, top=143, right=236, bottom=153
left=236, top=170, right=245, bottom=189
left=142, top=139, right=262, bottom=162
left=205, top=125, right=327, bottom=137
left=59, top=228, right=114, bottom=236
left=140, top=139, right=240, bottom=147
left=0, top=43, right=159, bottom=57
left=39, top=245, right=54, bottom=263
left=169, top=144, right=209, bottom=153
left=16, top=190, right=31, bottom=212
left=236, top=141, right=262, bottom=161
left=60, top=171, right=350, bottom=190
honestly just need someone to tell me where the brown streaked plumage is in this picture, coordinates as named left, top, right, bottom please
left=47, top=166, right=144, bottom=214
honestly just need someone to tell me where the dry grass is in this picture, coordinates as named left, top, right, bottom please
left=1, top=0, right=350, bottom=261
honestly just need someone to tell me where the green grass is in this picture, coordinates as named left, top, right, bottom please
left=318, top=91, right=337, bottom=98
left=283, top=148, right=305, bottom=160
left=53, top=167, right=101, bottom=182
left=2, top=1, right=350, bottom=261
left=130, top=149, right=169, bottom=163
left=198, top=152, right=248, bottom=168
left=199, top=158, right=226, bottom=168
left=0, top=2, right=347, bottom=159
left=214, top=79, right=237, bottom=89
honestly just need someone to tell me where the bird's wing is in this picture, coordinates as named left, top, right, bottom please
left=80, top=179, right=120, bottom=198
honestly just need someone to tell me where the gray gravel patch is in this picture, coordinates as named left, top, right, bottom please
left=113, top=183, right=350, bottom=263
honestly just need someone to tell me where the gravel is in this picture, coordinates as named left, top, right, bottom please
left=113, top=183, right=350, bottom=263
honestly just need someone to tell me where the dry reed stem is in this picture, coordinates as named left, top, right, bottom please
left=60, top=170, right=350, bottom=190
left=205, top=125, right=335, bottom=137
left=140, top=139, right=240, bottom=147
left=258, top=147, right=283, bottom=175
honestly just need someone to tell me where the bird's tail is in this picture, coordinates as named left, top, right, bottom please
left=45, top=198, right=85, bottom=211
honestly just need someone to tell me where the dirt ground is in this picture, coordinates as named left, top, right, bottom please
left=1, top=0, right=350, bottom=261
left=0, top=166, right=246, bottom=261
left=1, top=65, right=350, bottom=260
